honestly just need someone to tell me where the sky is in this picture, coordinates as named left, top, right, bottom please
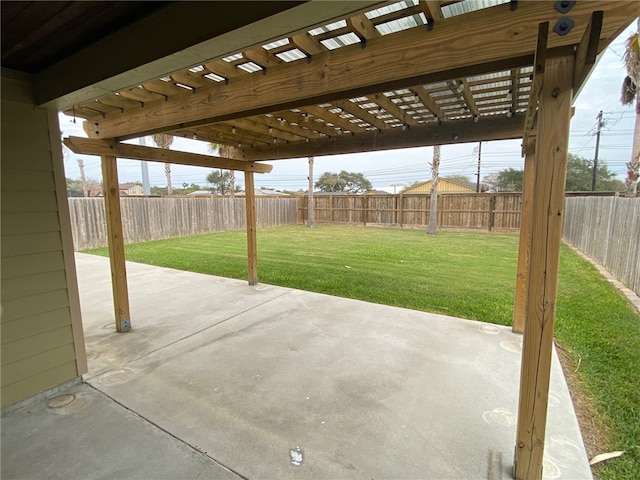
left=59, top=24, right=636, bottom=193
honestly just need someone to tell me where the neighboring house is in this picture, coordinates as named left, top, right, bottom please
left=237, top=189, right=289, bottom=197
left=187, top=190, right=217, bottom=197
left=120, top=183, right=143, bottom=196
left=88, top=183, right=144, bottom=197
left=402, top=178, right=478, bottom=194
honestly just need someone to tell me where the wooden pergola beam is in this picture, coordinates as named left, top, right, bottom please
left=522, top=22, right=548, bottom=155
left=574, top=11, right=604, bottom=93
left=63, top=136, right=272, bottom=173
left=241, top=115, right=524, bottom=160
left=88, top=1, right=633, bottom=140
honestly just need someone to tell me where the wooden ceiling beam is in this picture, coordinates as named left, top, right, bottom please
left=420, top=1, right=444, bottom=22
left=275, top=110, right=340, bottom=137
left=511, top=69, right=519, bottom=115
left=251, top=114, right=326, bottom=140
left=411, top=85, right=445, bottom=120
left=243, top=47, right=281, bottom=69
left=203, top=60, right=243, bottom=80
left=303, top=105, right=367, bottom=133
left=372, top=92, right=419, bottom=126
left=228, top=118, right=308, bottom=143
left=459, top=79, right=480, bottom=116
left=290, top=33, right=325, bottom=56
left=63, top=136, right=272, bottom=173
left=332, top=99, right=388, bottom=131
left=241, top=115, right=525, bottom=161
left=116, top=87, right=165, bottom=104
left=347, top=14, right=380, bottom=39
left=170, top=71, right=212, bottom=89
left=171, top=126, right=269, bottom=149
left=88, top=1, right=635, bottom=140
left=139, top=79, right=187, bottom=98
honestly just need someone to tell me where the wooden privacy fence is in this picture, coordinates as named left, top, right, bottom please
left=69, top=197, right=298, bottom=250
left=563, top=196, right=640, bottom=296
left=298, top=193, right=523, bottom=231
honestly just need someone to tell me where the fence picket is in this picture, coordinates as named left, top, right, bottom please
left=69, top=197, right=298, bottom=250
left=563, top=197, right=640, bottom=296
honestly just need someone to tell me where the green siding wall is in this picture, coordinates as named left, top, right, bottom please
left=1, top=69, right=79, bottom=408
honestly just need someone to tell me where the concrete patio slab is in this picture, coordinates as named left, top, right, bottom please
left=1, top=253, right=591, bottom=479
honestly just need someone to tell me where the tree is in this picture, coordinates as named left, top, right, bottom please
left=565, top=154, right=620, bottom=191
left=483, top=168, right=524, bottom=192
left=427, top=145, right=440, bottom=235
left=484, top=154, right=622, bottom=193
left=621, top=22, right=640, bottom=197
left=315, top=170, right=372, bottom=193
left=444, top=175, right=471, bottom=185
left=153, top=134, right=174, bottom=196
left=210, top=142, right=236, bottom=197
left=206, top=170, right=235, bottom=195
left=66, top=178, right=85, bottom=197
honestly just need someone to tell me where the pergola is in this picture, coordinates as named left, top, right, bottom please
left=28, top=1, right=637, bottom=478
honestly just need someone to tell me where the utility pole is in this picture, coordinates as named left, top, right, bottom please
left=307, top=156, right=314, bottom=228
left=475, top=141, right=482, bottom=192
left=592, top=110, right=603, bottom=192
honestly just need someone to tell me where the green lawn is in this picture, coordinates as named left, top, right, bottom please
left=86, top=225, right=640, bottom=478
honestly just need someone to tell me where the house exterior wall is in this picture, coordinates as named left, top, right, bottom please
left=1, top=68, right=86, bottom=408
left=403, top=179, right=476, bottom=194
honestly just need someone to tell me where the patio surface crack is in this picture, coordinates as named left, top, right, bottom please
left=85, top=383, right=250, bottom=480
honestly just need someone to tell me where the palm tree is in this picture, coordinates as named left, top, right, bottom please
left=153, top=133, right=174, bottom=196
left=621, top=22, right=639, bottom=197
left=427, top=145, right=440, bottom=235
left=210, top=142, right=235, bottom=196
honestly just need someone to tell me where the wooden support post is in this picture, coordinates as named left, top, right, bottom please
left=244, top=171, right=258, bottom=285
left=398, top=193, right=404, bottom=228
left=101, top=155, right=131, bottom=333
left=513, top=138, right=536, bottom=333
left=514, top=54, right=574, bottom=480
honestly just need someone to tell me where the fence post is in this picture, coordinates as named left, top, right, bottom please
left=363, top=195, right=367, bottom=226
left=398, top=193, right=404, bottom=228
left=329, top=195, right=334, bottom=224
left=488, top=194, right=496, bottom=232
